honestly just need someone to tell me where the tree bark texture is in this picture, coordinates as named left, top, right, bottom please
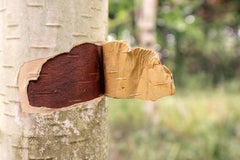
left=0, top=0, right=108, bottom=159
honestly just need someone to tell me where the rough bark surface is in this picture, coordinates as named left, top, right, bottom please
left=0, top=0, right=108, bottom=159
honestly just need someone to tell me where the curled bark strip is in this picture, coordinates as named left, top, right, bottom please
left=102, top=41, right=175, bottom=100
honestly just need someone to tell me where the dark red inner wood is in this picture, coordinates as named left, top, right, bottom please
left=27, top=43, right=104, bottom=108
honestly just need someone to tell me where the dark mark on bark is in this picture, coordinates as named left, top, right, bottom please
left=27, top=43, right=104, bottom=108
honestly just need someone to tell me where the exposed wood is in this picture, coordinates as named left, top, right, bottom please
left=26, top=43, right=104, bottom=109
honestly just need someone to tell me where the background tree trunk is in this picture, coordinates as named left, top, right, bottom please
left=135, top=0, right=160, bottom=126
left=0, top=0, right=108, bottom=159
left=136, top=0, right=158, bottom=49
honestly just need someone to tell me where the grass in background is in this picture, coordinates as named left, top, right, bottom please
left=108, top=80, right=240, bottom=160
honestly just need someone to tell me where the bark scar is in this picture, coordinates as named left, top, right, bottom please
left=18, top=43, right=104, bottom=113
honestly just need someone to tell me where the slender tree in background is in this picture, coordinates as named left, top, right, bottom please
left=136, top=0, right=158, bottom=49
left=135, top=0, right=160, bottom=125
left=0, top=0, right=108, bottom=159
left=109, top=0, right=240, bottom=87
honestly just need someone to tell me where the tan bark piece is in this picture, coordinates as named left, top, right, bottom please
left=102, top=41, right=175, bottom=100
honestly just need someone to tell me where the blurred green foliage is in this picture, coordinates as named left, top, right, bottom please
left=108, top=80, right=240, bottom=160
left=109, top=0, right=240, bottom=87
left=108, top=0, right=240, bottom=159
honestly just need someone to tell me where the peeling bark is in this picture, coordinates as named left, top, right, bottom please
left=18, top=41, right=174, bottom=114
left=102, top=41, right=174, bottom=100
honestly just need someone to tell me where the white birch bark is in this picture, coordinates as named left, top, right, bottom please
left=0, top=0, right=108, bottom=159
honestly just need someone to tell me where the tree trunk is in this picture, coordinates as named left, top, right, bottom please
left=135, top=0, right=160, bottom=126
left=136, top=0, right=158, bottom=49
left=0, top=0, right=108, bottom=159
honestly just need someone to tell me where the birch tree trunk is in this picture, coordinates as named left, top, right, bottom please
left=135, top=0, right=160, bottom=126
left=0, top=0, right=108, bottom=159
left=136, top=0, right=158, bottom=49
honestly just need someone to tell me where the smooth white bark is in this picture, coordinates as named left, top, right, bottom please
left=0, top=0, right=108, bottom=159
